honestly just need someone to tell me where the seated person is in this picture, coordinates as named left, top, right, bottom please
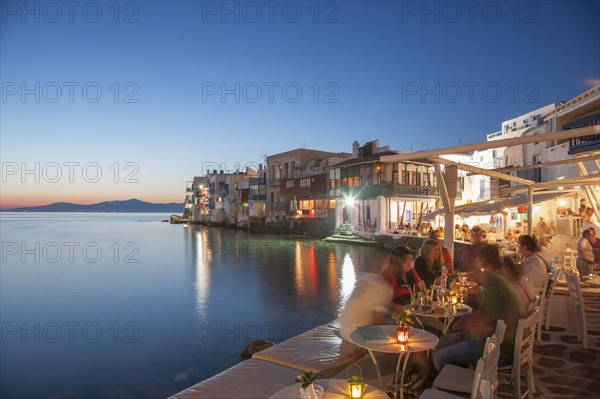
left=500, top=256, right=537, bottom=312
left=517, top=234, right=548, bottom=292
left=470, top=243, right=502, bottom=284
left=414, top=239, right=444, bottom=289
left=433, top=272, right=525, bottom=371
left=382, top=246, right=425, bottom=305
left=457, top=226, right=486, bottom=273
left=338, top=273, right=393, bottom=342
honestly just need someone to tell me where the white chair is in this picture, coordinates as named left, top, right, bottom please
left=566, top=272, right=600, bottom=349
left=562, top=252, right=577, bottom=274
left=497, top=308, right=539, bottom=399
left=542, top=271, right=559, bottom=331
left=494, top=319, right=507, bottom=347
left=419, top=372, right=493, bottom=399
left=535, top=273, right=553, bottom=340
left=431, top=337, right=500, bottom=396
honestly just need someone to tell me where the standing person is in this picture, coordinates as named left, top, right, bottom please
left=577, top=228, right=595, bottom=277
left=517, top=234, right=548, bottom=292
left=415, top=239, right=445, bottom=289
left=381, top=246, right=426, bottom=305
left=457, top=225, right=486, bottom=274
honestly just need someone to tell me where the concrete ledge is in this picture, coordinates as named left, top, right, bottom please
left=252, top=320, right=367, bottom=378
left=169, top=359, right=300, bottom=399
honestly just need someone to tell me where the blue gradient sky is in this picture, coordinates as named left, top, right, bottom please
left=1, top=1, right=599, bottom=208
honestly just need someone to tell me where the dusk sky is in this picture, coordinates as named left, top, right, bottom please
left=1, top=1, right=599, bottom=209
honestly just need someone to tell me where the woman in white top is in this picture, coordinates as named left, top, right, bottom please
left=517, top=234, right=548, bottom=293
left=338, top=273, right=393, bottom=342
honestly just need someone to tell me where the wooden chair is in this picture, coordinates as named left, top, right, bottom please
left=497, top=308, right=539, bottom=399
left=566, top=272, right=600, bottom=349
left=431, top=337, right=500, bottom=396
left=419, top=372, right=493, bottom=399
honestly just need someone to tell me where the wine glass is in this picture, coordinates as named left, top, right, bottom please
left=457, top=286, right=467, bottom=304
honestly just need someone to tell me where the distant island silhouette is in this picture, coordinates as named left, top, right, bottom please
left=4, top=199, right=184, bottom=213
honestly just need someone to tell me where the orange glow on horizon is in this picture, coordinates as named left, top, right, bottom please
left=0, top=193, right=182, bottom=210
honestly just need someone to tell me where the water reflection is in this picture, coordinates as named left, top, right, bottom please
left=339, top=253, right=357, bottom=309
left=193, top=229, right=211, bottom=321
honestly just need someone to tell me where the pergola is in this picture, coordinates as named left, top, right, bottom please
left=381, top=125, right=600, bottom=260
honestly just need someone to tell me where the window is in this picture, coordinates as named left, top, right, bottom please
left=492, top=150, right=497, bottom=158
left=286, top=180, right=294, bottom=188
left=300, top=178, right=311, bottom=187
left=551, top=117, right=557, bottom=132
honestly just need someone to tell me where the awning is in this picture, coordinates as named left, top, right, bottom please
left=423, top=192, right=572, bottom=220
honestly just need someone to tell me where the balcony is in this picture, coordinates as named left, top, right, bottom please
left=249, top=177, right=266, bottom=185
left=568, top=134, right=600, bottom=155
left=341, top=184, right=440, bottom=199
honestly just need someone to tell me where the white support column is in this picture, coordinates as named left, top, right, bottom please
left=528, top=186, right=533, bottom=236
left=435, top=163, right=457, bottom=270
left=576, top=162, right=600, bottom=221
left=376, top=196, right=386, bottom=233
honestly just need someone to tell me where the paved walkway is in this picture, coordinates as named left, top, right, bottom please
left=526, top=327, right=600, bottom=399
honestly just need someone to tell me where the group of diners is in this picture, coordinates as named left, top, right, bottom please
left=338, top=225, right=554, bottom=395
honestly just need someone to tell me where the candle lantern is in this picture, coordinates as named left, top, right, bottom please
left=450, top=291, right=458, bottom=304
left=347, top=363, right=364, bottom=399
left=396, top=325, right=409, bottom=345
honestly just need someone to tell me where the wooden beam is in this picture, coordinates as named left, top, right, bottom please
left=492, top=154, right=600, bottom=173
left=381, top=125, right=600, bottom=163
left=504, top=174, right=600, bottom=194
left=431, top=156, right=535, bottom=185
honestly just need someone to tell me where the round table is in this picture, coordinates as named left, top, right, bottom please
left=408, top=302, right=473, bottom=334
left=268, top=378, right=388, bottom=398
left=350, top=325, right=439, bottom=399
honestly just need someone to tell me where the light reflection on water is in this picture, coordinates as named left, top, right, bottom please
left=1, top=214, right=391, bottom=398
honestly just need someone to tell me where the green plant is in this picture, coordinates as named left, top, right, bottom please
left=392, top=308, right=414, bottom=327
left=295, top=370, right=320, bottom=389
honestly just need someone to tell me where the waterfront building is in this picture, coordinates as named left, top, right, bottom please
left=328, top=139, right=441, bottom=233
left=247, top=165, right=267, bottom=227
left=191, top=168, right=258, bottom=225
left=191, top=176, right=209, bottom=221
left=265, top=148, right=351, bottom=227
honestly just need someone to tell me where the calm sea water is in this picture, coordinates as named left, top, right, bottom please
left=0, top=213, right=391, bottom=398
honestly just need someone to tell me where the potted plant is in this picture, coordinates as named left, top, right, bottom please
left=295, top=370, right=323, bottom=398
left=392, top=308, right=414, bottom=344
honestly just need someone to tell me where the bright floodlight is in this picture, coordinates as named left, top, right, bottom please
left=344, top=196, right=355, bottom=206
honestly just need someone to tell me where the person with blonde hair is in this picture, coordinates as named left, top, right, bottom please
left=415, top=239, right=445, bottom=288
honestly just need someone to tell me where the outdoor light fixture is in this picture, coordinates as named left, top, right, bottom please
left=347, top=364, right=364, bottom=399
left=344, top=196, right=355, bottom=206
left=558, top=200, right=566, bottom=207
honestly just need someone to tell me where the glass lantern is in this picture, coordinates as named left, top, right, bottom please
left=347, top=363, right=364, bottom=399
